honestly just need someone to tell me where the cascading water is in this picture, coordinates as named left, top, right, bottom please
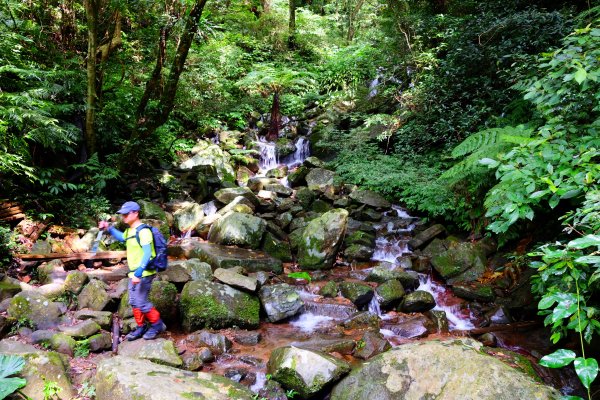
left=255, top=139, right=278, bottom=173
left=283, top=136, right=311, bottom=168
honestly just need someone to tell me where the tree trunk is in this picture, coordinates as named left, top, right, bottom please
left=288, top=0, right=296, bottom=49
left=267, top=91, right=281, bottom=142
left=262, top=0, right=270, bottom=13
left=346, top=0, right=366, bottom=42
left=125, top=0, right=208, bottom=164
left=84, top=0, right=98, bottom=158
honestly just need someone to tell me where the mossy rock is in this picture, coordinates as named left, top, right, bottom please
left=8, top=291, right=63, bottom=329
left=297, top=209, right=349, bottom=270
left=149, top=280, right=178, bottom=322
left=180, top=281, right=260, bottom=331
left=77, top=279, right=110, bottom=311
left=208, top=212, right=266, bottom=249
left=319, top=281, right=338, bottom=298
left=262, top=232, right=292, bottom=262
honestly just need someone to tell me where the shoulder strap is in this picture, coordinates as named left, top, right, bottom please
left=134, top=224, right=152, bottom=247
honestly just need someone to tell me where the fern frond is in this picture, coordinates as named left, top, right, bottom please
left=451, top=125, right=532, bottom=158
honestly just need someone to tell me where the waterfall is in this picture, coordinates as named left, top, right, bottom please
left=417, top=274, right=475, bottom=330
left=283, top=136, right=311, bottom=168
left=254, top=139, right=278, bottom=173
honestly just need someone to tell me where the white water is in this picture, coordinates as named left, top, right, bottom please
left=202, top=201, right=217, bottom=216
left=418, top=274, right=475, bottom=330
left=290, top=313, right=335, bottom=333
left=283, top=136, right=311, bottom=168
left=255, top=139, right=278, bottom=173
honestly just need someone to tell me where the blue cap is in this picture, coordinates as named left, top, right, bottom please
left=116, top=201, right=140, bottom=214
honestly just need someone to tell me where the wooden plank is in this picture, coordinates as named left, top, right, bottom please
left=2, top=213, right=26, bottom=222
left=14, top=251, right=127, bottom=261
left=0, top=205, right=23, bottom=217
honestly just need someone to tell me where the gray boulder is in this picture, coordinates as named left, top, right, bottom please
left=297, top=209, right=348, bottom=270
left=331, top=339, right=561, bottom=400
left=259, top=284, right=304, bottom=322
left=349, top=190, right=391, bottom=208
left=94, top=356, right=254, bottom=400
left=173, top=201, right=205, bottom=233
left=208, top=212, right=266, bottom=249
left=305, top=168, right=335, bottom=190
left=7, top=291, right=63, bottom=329
left=118, top=339, right=183, bottom=367
left=267, top=346, right=351, bottom=399
left=179, top=141, right=236, bottom=183
left=78, top=279, right=111, bottom=311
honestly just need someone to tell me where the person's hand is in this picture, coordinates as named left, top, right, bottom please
left=131, top=276, right=141, bottom=284
left=98, top=220, right=109, bottom=230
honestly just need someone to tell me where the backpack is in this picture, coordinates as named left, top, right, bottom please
left=134, top=224, right=168, bottom=271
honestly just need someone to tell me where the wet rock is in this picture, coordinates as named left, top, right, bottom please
left=78, top=279, right=111, bottom=311
left=233, top=330, right=262, bottom=345
left=247, top=176, right=279, bottom=192
left=295, top=338, right=356, bottom=355
left=330, top=339, right=560, bottom=400
left=119, top=338, right=183, bottom=367
left=354, top=331, right=391, bottom=360
left=411, top=255, right=431, bottom=273
left=217, top=195, right=256, bottom=215
left=486, top=305, right=513, bottom=324
left=157, top=262, right=192, bottom=283
left=339, top=282, right=374, bottom=308
left=382, top=314, right=432, bottom=339
left=175, top=241, right=283, bottom=274
left=408, top=224, right=446, bottom=250
left=259, top=284, right=304, bottom=322
left=258, top=379, right=288, bottom=400
left=214, top=268, right=258, bottom=292
left=343, top=244, right=374, bottom=261
left=303, top=156, right=326, bottom=168
left=58, top=319, right=100, bottom=338
left=345, top=230, right=376, bottom=247
left=298, top=209, right=348, bottom=270
left=452, top=282, right=495, bottom=302
left=180, top=280, right=260, bottom=331
left=342, top=311, right=380, bottom=330
left=188, top=330, right=233, bottom=354
left=346, top=218, right=376, bottom=236
left=400, top=290, right=436, bottom=312
left=267, top=346, right=351, bottom=399
left=236, top=165, right=254, bottom=186
left=0, top=339, right=75, bottom=400
left=431, top=241, right=487, bottom=284
left=94, top=356, right=254, bottom=399
left=425, top=310, right=450, bottom=333
left=366, top=262, right=420, bottom=290
left=319, top=281, right=338, bottom=298
left=305, top=168, right=336, bottom=191
left=296, top=187, right=316, bottom=209
left=8, top=291, right=64, bottom=329
left=208, top=212, right=266, bottom=249
left=265, top=183, right=293, bottom=197
left=375, top=279, right=405, bottom=307
left=275, top=211, right=293, bottom=229
left=182, top=352, right=204, bottom=371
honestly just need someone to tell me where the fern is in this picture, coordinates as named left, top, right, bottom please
left=441, top=125, right=533, bottom=184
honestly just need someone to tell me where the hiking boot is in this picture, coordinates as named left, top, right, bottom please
left=125, top=325, right=148, bottom=341
left=143, top=321, right=166, bottom=340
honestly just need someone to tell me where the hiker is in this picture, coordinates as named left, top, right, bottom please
left=98, top=201, right=166, bottom=340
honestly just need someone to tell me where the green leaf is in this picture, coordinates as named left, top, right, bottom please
left=0, top=354, right=27, bottom=400
left=568, top=235, right=600, bottom=249
left=573, top=357, right=598, bottom=389
left=538, top=294, right=557, bottom=310
left=589, top=271, right=600, bottom=286
left=479, top=158, right=499, bottom=168
left=574, top=68, right=587, bottom=84
left=539, top=349, right=576, bottom=368
left=574, top=255, right=600, bottom=264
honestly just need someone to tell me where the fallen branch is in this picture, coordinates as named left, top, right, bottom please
left=455, top=321, right=541, bottom=335
left=15, top=251, right=126, bottom=262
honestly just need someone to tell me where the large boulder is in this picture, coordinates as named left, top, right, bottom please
left=138, top=200, right=167, bottom=221
left=267, top=346, right=351, bottom=399
left=171, top=240, right=283, bottom=274
left=305, top=168, right=335, bottom=190
left=0, top=340, right=75, bottom=400
left=7, top=291, right=63, bottom=329
left=430, top=241, right=487, bottom=284
left=297, top=209, right=348, bottom=270
left=179, top=141, right=236, bottom=183
left=94, top=356, right=254, bottom=400
left=173, top=202, right=205, bottom=233
left=77, top=279, right=111, bottom=311
left=330, top=339, right=560, bottom=400
left=208, top=212, right=266, bottom=249
left=258, top=284, right=304, bottom=322
left=180, top=281, right=260, bottom=331
left=214, top=187, right=260, bottom=207
left=349, top=190, right=391, bottom=208
left=118, top=339, right=183, bottom=367
left=165, top=259, right=213, bottom=281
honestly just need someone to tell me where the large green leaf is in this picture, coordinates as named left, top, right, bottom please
left=568, top=235, right=600, bottom=249
left=0, top=354, right=27, bottom=400
left=573, top=357, right=598, bottom=389
left=539, top=349, right=576, bottom=368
